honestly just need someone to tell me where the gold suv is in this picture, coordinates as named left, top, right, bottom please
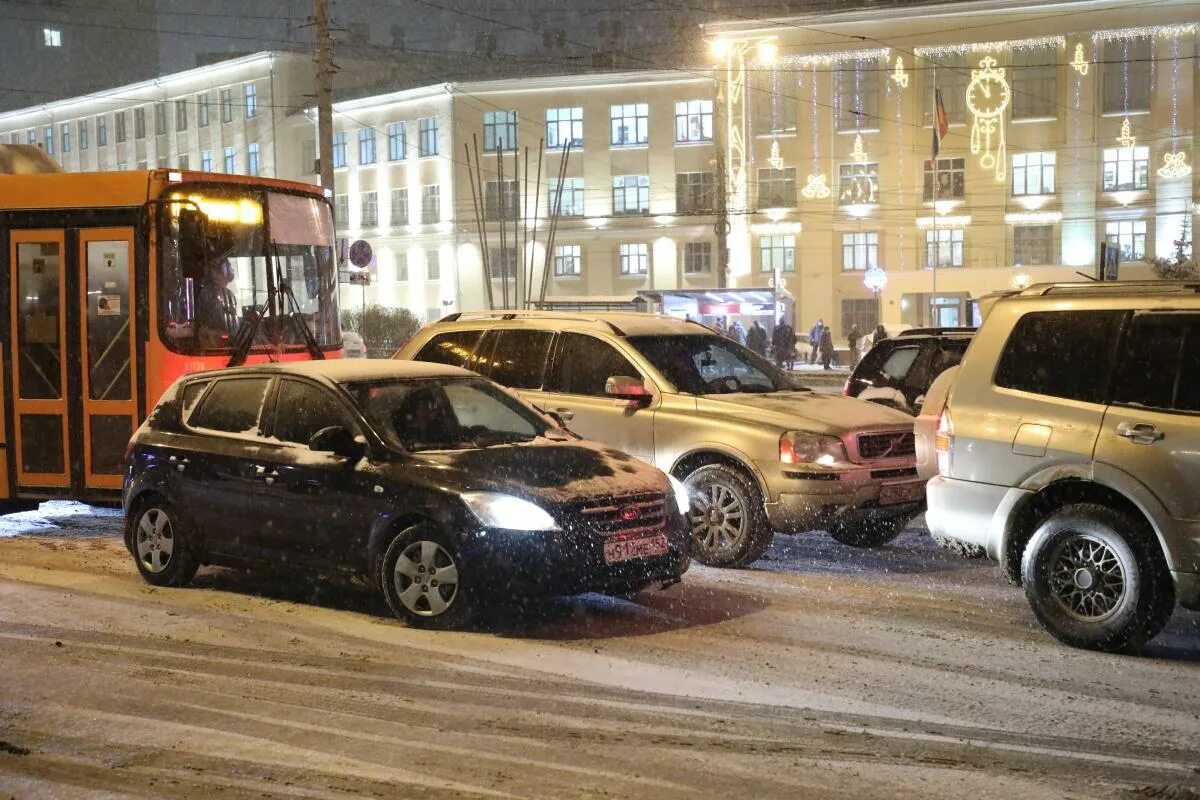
left=396, top=311, right=923, bottom=567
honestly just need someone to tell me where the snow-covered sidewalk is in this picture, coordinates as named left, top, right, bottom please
left=0, top=500, right=123, bottom=537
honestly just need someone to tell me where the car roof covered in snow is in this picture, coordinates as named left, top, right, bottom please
left=184, top=359, right=475, bottom=385
left=429, top=310, right=716, bottom=338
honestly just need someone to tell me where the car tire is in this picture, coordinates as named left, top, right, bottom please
left=131, top=498, right=199, bottom=587
left=932, top=532, right=987, bottom=559
left=380, top=524, right=476, bottom=630
left=683, top=463, right=772, bottom=568
left=1021, top=503, right=1174, bottom=652
left=828, top=515, right=909, bottom=548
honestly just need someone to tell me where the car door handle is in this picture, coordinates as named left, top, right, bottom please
left=1116, top=422, right=1165, bottom=444
left=168, top=455, right=189, bottom=472
left=554, top=407, right=575, bottom=421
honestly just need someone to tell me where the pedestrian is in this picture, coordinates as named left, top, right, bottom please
left=819, top=325, right=835, bottom=370
left=847, top=323, right=861, bottom=367
left=873, top=323, right=889, bottom=348
left=731, top=320, right=747, bottom=346
left=808, top=318, right=825, bottom=365
left=772, top=316, right=795, bottom=369
left=712, top=319, right=725, bottom=337
left=747, top=319, right=768, bottom=357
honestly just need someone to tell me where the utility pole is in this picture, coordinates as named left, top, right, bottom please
left=715, top=148, right=729, bottom=290
left=315, top=0, right=335, bottom=212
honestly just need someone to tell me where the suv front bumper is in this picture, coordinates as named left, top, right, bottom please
left=763, top=464, right=925, bottom=533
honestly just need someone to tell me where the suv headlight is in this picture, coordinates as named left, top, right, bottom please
left=461, top=492, right=559, bottom=531
left=779, top=432, right=850, bottom=467
left=668, top=475, right=691, bottom=515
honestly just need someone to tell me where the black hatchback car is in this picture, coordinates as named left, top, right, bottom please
left=123, top=360, right=691, bottom=628
left=844, top=328, right=974, bottom=415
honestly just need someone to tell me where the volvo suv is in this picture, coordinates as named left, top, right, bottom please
left=396, top=311, right=923, bottom=568
left=922, top=282, right=1200, bottom=651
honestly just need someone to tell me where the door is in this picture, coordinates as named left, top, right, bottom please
left=10, top=231, right=69, bottom=488
left=79, top=229, right=137, bottom=490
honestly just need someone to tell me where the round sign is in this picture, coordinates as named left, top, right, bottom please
left=863, top=266, right=888, bottom=293
left=348, top=239, right=373, bottom=268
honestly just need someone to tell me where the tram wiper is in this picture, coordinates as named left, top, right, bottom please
left=227, top=245, right=325, bottom=367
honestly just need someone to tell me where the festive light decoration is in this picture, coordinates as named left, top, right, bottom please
left=1158, top=152, right=1192, bottom=179
left=771, top=47, right=889, bottom=68
left=1092, top=24, right=1196, bottom=43
left=768, top=139, right=784, bottom=170
left=914, top=35, right=1063, bottom=58
left=863, top=266, right=888, bottom=294
left=1157, top=33, right=1192, bottom=180
left=801, top=173, right=831, bottom=200
left=1005, top=211, right=1064, bottom=224
left=1118, top=117, right=1136, bottom=147
left=850, top=133, right=869, bottom=163
left=839, top=134, right=877, bottom=204
left=966, top=56, right=1010, bottom=181
left=917, top=215, right=972, bottom=228
left=1070, top=43, right=1089, bottom=75
left=801, top=62, right=830, bottom=200
left=750, top=221, right=802, bottom=235
left=891, top=56, right=909, bottom=88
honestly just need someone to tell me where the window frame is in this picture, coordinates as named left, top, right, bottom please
left=1105, top=219, right=1148, bottom=261
left=360, top=191, right=378, bottom=228
left=553, top=244, right=582, bottom=277
left=610, top=103, right=649, bottom=147
left=483, top=110, right=517, bottom=152
left=841, top=231, right=879, bottom=271
left=1012, top=151, right=1056, bottom=196
left=674, top=99, right=714, bottom=143
left=925, top=227, right=965, bottom=268
left=418, top=117, right=438, bottom=157
left=245, top=83, right=258, bottom=119
left=612, top=175, right=650, bottom=216
left=387, top=122, right=407, bottom=161
left=546, top=107, right=583, bottom=149
left=683, top=241, right=713, bottom=275
left=1013, top=224, right=1054, bottom=266
left=759, top=235, right=796, bottom=273
left=358, top=127, right=377, bottom=165
left=618, top=243, right=649, bottom=275
left=332, top=130, right=348, bottom=169
left=1102, top=146, right=1150, bottom=192
left=923, top=157, right=966, bottom=201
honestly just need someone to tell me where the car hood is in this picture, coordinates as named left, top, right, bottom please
left=694, top=391, right=915, bottom=436
left=389, top=436, right=670, bottom=506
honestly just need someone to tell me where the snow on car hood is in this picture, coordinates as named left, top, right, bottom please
left=694, top=391, right=915, bottom=436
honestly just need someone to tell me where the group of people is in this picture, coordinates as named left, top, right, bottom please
left=710, top=314, right=889, bottom=372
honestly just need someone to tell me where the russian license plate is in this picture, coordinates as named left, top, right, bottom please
left=603, top=534, right=669, bottom=564
left=879, top=481, right=925, bottom=506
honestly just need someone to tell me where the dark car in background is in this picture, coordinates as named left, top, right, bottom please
left=844, top=328, right=975, bottom=415
left=122, top=361, right=691, bottom=629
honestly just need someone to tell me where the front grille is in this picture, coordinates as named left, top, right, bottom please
left=576, top=492, right=668, bottom=538
left=857, top=431, right=916, bottom=461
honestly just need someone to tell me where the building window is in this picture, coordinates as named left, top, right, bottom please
left=676, top=172, right=715, bottom=214
left=200, top=150, right=212, bottom=171
left=926, top=228, right=965, bottom=268
left=1012, top=152, right=1055, bottom=195
left=154, top=102, right=167, bottom=135
left=418, top=117, right=438, bottom=157
left=223, top=146, right=236, bottom=173
left=358, top=127, right=376, bottom=165
left=134, top=107, right=146, bottom=139
left=838, top=162, right=879, bottom=204
left=1105, top=219, right=1148, bottom=261
left=427, top=251, right=441, bottom=281
left=483, top=110, right=517, bottom=152
left=485, top=180, right=520, bottom=221
left=245, top=83, right=257, bottom=118
left=925, top=52, right=967, bottom=125
left=198, top=94, right=210, bottom=127
left=78, top=119, right=88, bottom=150
left=332, top=131, right=347, bottom=168
left=753, top=73, right=797, bottom=133
left=548, top=177, right=584, bottom=217
left=683, top=242, right=713, bottom=274
left=1103, top=39, right=1151, bottom=114
left=842, top=298, right=878, bottom=335
left=175, top=99, right=188, bottom=132
left=41, top=126, right=53, bottom=155
left=546, top=107, right=583, bottom=149
left=489, top=249, right=518, bottom=281
left=760, top=235, right=796, bottom=273
left=757, top=167, right=797, bottom=208
left=836, top=60, right=881, bottom=131
left=96, top=116, right=107, bottom=146
left=59, top=123, right=69, bottom=153
left=334, top=194, right=349, bottom=228
left=610, top=103, right=649, bottom=146
left=1012, top=46, right=1057, bottom=120
left=247, top=142, right=260, bottom=176
left=612, top=175, right=650, bottom=215
left=178, top=154, right=189, bottom=170
left=397, top=256, right=410, bottom=283
left=391, top=188, right=409, bottom=227
left=27, top=129, right=36, bottom=146
left=842, top=232, right=878, bottom=271
left=361, top=191, right=378, bottom=227
left=923, top=157, right=965, bottom=201
left=1102, top=146, right=1150, bottom=191
left=554, top=244, right=582, bottom=276
left=115, top=112, right=127, bottom=143
left=421, top=184, right=440, bottom=224
left=220, top=88, right=233, bottom=123
left=619, top=243, right=649, bottom=275
left=388, top=122, right=406, bottom=161
left=43, top=27, right=62, bottom=47
left=675, top=100, right=713, bottom=143
left=1013, top=225, right=1053, bottom=265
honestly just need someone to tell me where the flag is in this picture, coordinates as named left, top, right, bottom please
left=932, top=89, right=949, bottom=161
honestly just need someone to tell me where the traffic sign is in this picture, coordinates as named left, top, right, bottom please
left=348, top=239, right=373, bottom=268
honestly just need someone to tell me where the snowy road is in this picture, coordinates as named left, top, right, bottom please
left=1, top=505, right=1199, bottom=799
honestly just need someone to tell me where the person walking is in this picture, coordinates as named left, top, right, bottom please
left=847, top=323, right=862, bottom=367
left=819, top=325, right=836, bottom=370
left=747, top=320, right=768, bottom=356
left=872, top=323, right=889, bottom=348
left=730, top=320, right=747, bottom=346
left=807, top=318, right=825, bottom=365
left=772, top=316, right=795, bottom=369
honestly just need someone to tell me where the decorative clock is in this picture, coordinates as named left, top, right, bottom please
left=965, top=56, right=1010, bottom=180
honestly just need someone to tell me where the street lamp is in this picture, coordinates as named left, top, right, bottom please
left=863, top=266, right=888, bottom=327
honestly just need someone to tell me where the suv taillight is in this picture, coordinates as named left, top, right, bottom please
left=935, top=409, right=953, bottom=476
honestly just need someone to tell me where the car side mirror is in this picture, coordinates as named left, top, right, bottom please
left=605, top=375, right=651, bottom=406
left=308, top=426, right=366, bottom=459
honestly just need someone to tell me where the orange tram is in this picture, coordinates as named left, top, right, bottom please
left=0, top=149, right=342, bottom=503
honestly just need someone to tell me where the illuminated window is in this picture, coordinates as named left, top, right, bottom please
left=610, top=103, right=649, bottom=146
left=618, top=243, right=649, bottom=275
left=483, top=111, right=517, bottom=152
left=842, top=232, right=878, bottom=271
left=612, top=175, right=650, bottom=215
left=387, top=122, right=406, bottom=161
left=554, top=244, right=582, bottom=276
left=675, top=100, right=713, bottom=143
left=418, top=117, right=438, bottom=156
left=332, top=131, right=347, bottom=168
left=839, top=162, right=879, bottom=204
left=43, top=28, right=62, bottom=47
left=1012, top=152, right=1055, bottom=195
left=244, top=83, right=257, bottom=118
left=549, top=177, right=584, bottom=217
left=358, top=127, right=376, bottom=165
left=923, top=157, right=965, bottom=201
left=1105, top=219, right=1148, bottom=260
left=1102, top=146, right=1149, bottom=191
left=925, top=228, right=964, bottom=268
left=200, top=150, right=212, bottom=171
left=247, top=142, right=260, bottom=176
left=546, top=107, right=583, bottom=149
left=760, top=235, right=796, bottom=272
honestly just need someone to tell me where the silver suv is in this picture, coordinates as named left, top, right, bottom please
left=396, top=311, right=923, bottom=567
left=922, top=281, right=1200, bottom=651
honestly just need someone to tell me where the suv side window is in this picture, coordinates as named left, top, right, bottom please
left=1112, top=312, right=1200, bottom=413
left=414, top=330, right=483, bottom=369
left=189, top=377, right=271, bottom=434
left=481, top=329, right=553, bottom=389
left=880, top=346, right=921, bottom=383
left=271, top=379, right=357, bottom=445
left=547, top=333, right=640, bottom=396
left=994, top=311, right=1125, bottom=403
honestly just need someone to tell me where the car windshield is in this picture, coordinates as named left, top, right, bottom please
left=346, top=377, right=551, bottom=452
left=627, top=334, right=801, bottom=395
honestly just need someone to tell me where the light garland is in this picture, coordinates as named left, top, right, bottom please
left=768, top=139, right=784, bottom=170
left=802, top=173, right=831, bottom=200
left=1158, top=152, right=1191, bottom=179
left=769, top=47, right=889, bottom=69
left=802, top=62, right=830, bottom=200
left=1070, top=43, right=1088, bottom=75
left=1157, top=33, right=1192, bottom=180
left=1005, top=211, right=1063, bottom=224
left=917, top=215, right=972, bottom=228
left=1118, top=117, right=1136, bottom=148
left=914, top=35, right=1063, bottom=58
left=1092, top=24, right=1196, bottom=43
left=891, top=56, right=909, bottom=88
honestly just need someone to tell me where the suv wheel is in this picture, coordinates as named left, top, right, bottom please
left=1021, top=503, right=1174, bottom=652
left=131, top=498, right=199, bottom=587
left=380, top=524, right=476, bottom=630
left=828, top=515, right=909, bottom=548
left=684, top=463, right=772, bottom=568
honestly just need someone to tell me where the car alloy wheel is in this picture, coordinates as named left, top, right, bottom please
left=1046, top=533, right=1126, bottom=623
left=690, top=480, right=748, bottom=555
left=392, top=539, right=460, bottom=617
left=135, top=507, right=175, bottom=574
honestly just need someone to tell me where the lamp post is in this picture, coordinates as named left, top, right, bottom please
left=863, top=266, right=888, bottom=328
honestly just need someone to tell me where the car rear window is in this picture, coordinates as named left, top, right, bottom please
left=994, top=310, right=1125, bottom=403
left=189, top=377, right=271, bottom=434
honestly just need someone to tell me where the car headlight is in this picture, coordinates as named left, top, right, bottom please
left=461, top=492, right=559, bottom=531
left=779, top=432, right=849, bottom=467
left=668, top=475, right=691, bottom=515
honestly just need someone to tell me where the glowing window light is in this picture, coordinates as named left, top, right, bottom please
left=170, top=193, right=263, bottom=225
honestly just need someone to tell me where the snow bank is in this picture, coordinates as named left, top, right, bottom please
left=0, top=501, right=123, bottom=538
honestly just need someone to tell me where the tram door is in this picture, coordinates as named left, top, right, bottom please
left=9, top=228, right=137, bottom=495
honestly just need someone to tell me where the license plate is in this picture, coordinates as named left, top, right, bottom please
left=879, top=481, right=925, bottom=506
left=603, top=534, right=669, bottom=564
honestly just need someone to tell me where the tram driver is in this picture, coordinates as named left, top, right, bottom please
left=195, top=256, right=240, bottom=348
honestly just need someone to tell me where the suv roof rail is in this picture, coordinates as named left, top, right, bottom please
left=436, top=309, right=629, bottom=336
left=897, top=326, right=976, bottom=337
left=1019, top=280, right=1200, bottom=297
